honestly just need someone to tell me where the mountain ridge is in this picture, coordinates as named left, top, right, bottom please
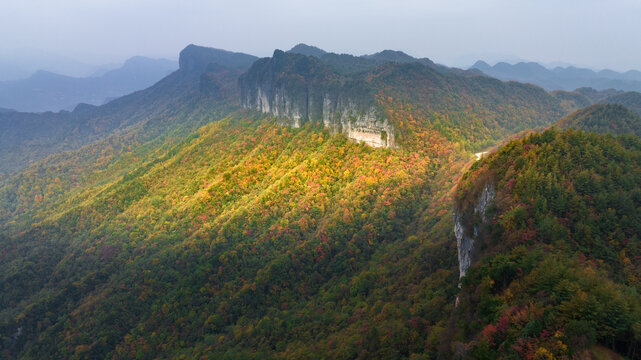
left=242, top=47, right=567, bottom=152
left=178, top=44, right=258, bottom=74
left=472, top=60, right=641, bottom=92
left=0, top=45, right=257, bottom=174
left=287, top=43, right=467, bottom=75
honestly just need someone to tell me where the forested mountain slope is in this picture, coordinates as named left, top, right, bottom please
left=1, top=110, right=470, bottom=358
left=601, top=91, right=641, bottom=116
left=451, top=128, right=641, bottom=359
left=0, top=45, right=610, bottom=359
left=557, top=104, right=641, bottom=136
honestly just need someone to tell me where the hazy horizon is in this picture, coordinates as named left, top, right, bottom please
left=2, top=0, right=641, bottom=78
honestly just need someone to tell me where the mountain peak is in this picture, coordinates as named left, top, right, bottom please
left=178, top=44, right=258, bottom=74
left=272, top=49, right=287, bottom=58
left=365, top=50, right=415, bottom=63
left=287, top=43, right=327, bottom=58
left=472, top=60, right=491, bottom=70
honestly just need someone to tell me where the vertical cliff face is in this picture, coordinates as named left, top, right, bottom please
left=454, top=182, right=495, bottom=279
left=239, top=50, right=395, bottom=148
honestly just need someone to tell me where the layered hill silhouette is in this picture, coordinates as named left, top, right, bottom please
left=550, top=87, right=641, bottom=116
left=0, top=44, right=569, bottom=174
left=473, top=60, right=641, bottom=92
left=1, top=44, right=640, bottom=359
left=602, top=91, right=641, bottom=115
left=0, top=56, right=178, bottom=112
left=0, top=46, right=257, bottom=173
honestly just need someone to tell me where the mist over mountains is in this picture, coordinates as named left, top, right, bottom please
left=4, top=44, right=641, bottom=114
left=0, top=56, right=177, bottom=112
left=0, top=43, right=567, bottom=174
left=0, top=50, right=103, bottom=81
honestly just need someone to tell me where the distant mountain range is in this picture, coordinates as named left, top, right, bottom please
left=0, top=50, right=102, bottom=81
left=0, top=56, right=177, bottom=112
left=472, top=60, right=641, bottom=92
left=0, top=45, right=256, bottom=173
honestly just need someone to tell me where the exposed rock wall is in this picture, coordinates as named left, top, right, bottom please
left=454, top=183, right=495, bottom=280
left=239, top=51, right=395, bottom=148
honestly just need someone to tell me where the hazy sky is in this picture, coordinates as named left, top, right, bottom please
left=2, top=0, right=641, bottom=73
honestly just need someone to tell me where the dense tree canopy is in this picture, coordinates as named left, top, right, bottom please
left=453, top=129, right=641, bottom=359
left=3, top=46, right=639, bottom=360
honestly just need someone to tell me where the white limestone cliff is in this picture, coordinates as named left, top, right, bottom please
left=242, top=88, right=395, bottom=148
left=454, top=183, right=495, bottom=280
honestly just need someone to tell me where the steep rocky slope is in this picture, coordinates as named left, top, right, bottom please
left=240, top=50, right=394, bottom=147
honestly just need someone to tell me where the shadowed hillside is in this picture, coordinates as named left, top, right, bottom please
left=0, top=46, right=258, bottom=174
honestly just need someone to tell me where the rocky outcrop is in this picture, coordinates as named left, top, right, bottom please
left=454, top=183, right=495, bottom=280
left=239, top=50, right=395, bottom=148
